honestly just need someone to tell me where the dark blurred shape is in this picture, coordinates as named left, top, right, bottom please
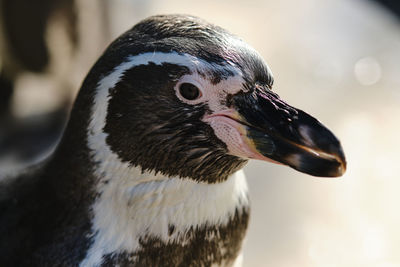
left=1, top=0, right=78, bottom=72
left=0, top=0, right=77, bottom=168
left=0, top=0, right=78, bottom=118
left=0, top=71, right=13, bottom=118
left=0, top=110, right=67, bottom=162
left=371, top=0, right=400, bottom=18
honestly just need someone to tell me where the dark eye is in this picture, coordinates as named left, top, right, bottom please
left=178, top=83, right=201, bottom=100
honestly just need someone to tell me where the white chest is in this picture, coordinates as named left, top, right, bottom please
left=80, top=167, right=248, bottom=266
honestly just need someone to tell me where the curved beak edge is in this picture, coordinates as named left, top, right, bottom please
left=231, top=89, right=347, bottom=178
left=241, top=124, right=346, bottom=177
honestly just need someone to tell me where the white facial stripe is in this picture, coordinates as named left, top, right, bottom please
left=82, top=52, right=249, bottom=266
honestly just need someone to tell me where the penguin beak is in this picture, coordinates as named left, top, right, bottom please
left=204, top=87, right=346, bottom=177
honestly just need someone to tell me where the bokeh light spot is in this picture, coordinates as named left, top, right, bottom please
left=354, top=57, right=382, bottom=86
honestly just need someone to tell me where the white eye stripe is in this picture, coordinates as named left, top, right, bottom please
left=121, top=52, right=242, bottom=81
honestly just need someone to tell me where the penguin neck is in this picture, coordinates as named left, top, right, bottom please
left=79, top=145, right=249, bottom=265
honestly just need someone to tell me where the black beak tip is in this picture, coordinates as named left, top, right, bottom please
left=296, top=116, right=347, bottom=177
left=287, top=143, right=346, bottom=178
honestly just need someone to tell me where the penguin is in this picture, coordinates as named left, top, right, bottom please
left=0, top=14, right=346, bottom=266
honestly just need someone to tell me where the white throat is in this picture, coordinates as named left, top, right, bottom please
left=82, top=162, right=248, bottom=266
left=81, top=52, right=249, bottom=266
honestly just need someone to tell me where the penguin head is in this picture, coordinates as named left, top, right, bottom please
left=78, top=15, right=345, bottom=183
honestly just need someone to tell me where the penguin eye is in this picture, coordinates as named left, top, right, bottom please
left=178, top=83, right=201, bottom=101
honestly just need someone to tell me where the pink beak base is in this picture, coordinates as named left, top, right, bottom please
left=203, top=110, right=282, bottom=165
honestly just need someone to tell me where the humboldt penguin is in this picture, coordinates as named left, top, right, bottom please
left=0, top=14, right=346, bottom=266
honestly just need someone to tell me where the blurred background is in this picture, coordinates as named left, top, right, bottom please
left=0, top=0, right=399, bottom=266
